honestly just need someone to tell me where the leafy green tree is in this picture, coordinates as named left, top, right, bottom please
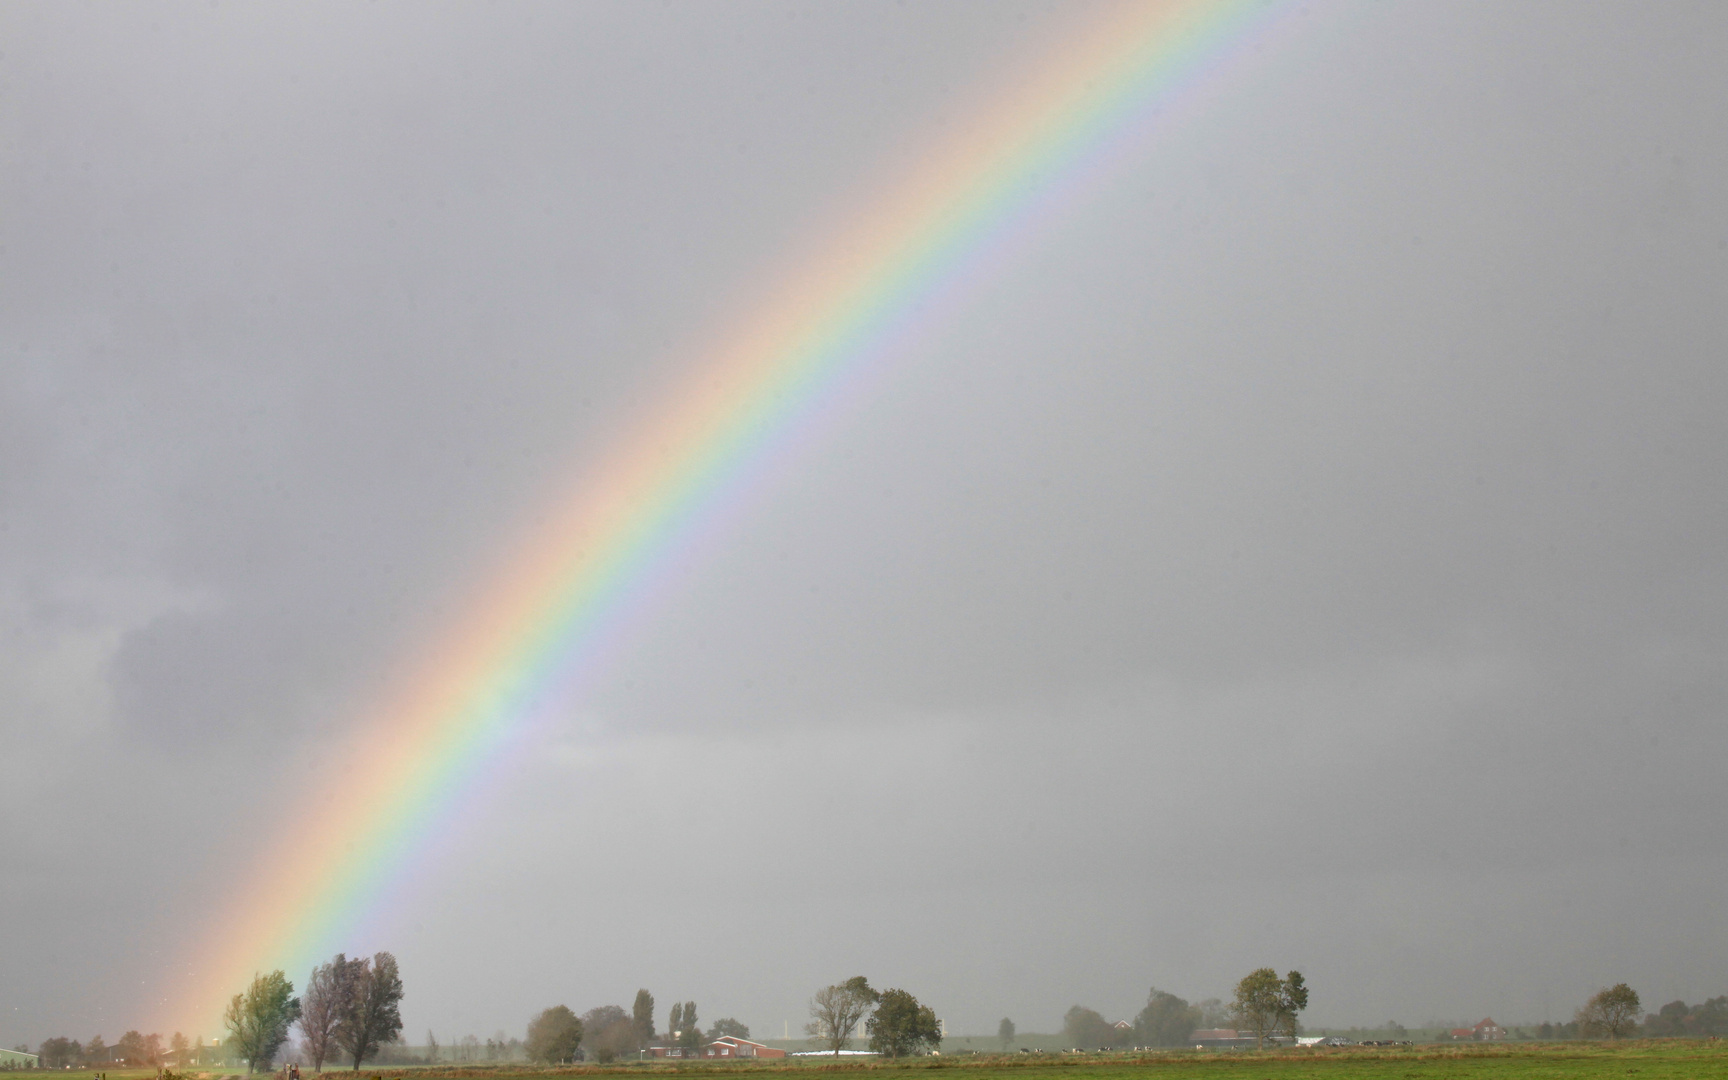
left=169, top=1033, right=191, bottom=1067
left=1232, top=969, right=1306, bottom=1048
left=1646, top=1000, right=1690, bottom=1037
left=1699, top=996, right=1728, bottom=1036
left=1134, top=989, right=1202, bottom=1047
left=997, top=1018, right=1015, bottom=1052
left=333, top=952, right=404, bottom=1069
left=677, top=1002, right=700, bottom=1050
left=866, top=989, right=940, bottom=1058
left=224, top=970, right=302, bottom=1072
left=1577, top=984, right=1641, bottom=1039
left=581, top=1006, right=634, bottom=1063
left=1062, top=1006, right=1115, bottom=1048
left=632, top=990, right=656, bottom=1050
left=85, top=1036, right=108, bottom=1065
left=1280, top=972, right=1309, bottom=1039
left=709, top=1018, right=750, bottom=1040
left=525, top=1007, right=582, bottom=1064
left=806, top=977, right=879, bottom=1055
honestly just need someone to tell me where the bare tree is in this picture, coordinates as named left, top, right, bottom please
left=805, top=977, right=878, bottom=1056
left=1577, top=984, right=1642, bottom=1039
left=300, top=954, right=362, bottom=1073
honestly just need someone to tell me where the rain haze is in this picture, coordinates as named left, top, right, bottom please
left=3, top=0, right=1727, bottom=1049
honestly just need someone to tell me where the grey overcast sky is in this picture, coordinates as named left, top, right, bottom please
left=3, top=0, right=1727, bottom=1045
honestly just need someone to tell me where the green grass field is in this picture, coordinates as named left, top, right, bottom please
left=85, top=1042, right=1728, bottom=1080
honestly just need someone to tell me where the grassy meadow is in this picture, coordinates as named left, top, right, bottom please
left=82, top=1041, right=1728, bottom=1080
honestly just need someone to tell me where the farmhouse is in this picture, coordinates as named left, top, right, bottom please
left=702, top=1037, right=785, bottom=1059
left=0, top=1049, right=39, bottom=1069
left=1449, top=1018, right=1505, bottom=1041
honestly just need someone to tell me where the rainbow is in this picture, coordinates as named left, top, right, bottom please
left=169, top=0, right=1288, bottom=1030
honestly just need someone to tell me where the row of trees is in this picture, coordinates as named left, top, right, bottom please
left=33, top=1033, right=189, bottom=1069
left=36, top=971, right=1710, bottom=1069
left=221, top=952, right=404, bottom=1072
left=523, top=992, right=753, bottom=1064
left=806, top=976, right=941, bottom=1058
left=1643, top=995, right=1728, bottom=1037
left=1062, top=970, right=1307, bottom=1050
left=1061, top=993, right=1228, bottom=1050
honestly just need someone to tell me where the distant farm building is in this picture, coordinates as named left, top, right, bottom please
left=0, top=1049, right=40, bottom=1069
left=1449, top=1019, right=1505, bottom=1041
left=702, top=1037, right=785, bottom=1059
left=1189, top=1029, right=1256, bottom=1049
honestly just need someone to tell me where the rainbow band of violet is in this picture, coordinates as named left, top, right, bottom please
left=173, top=0, right=1284, bottom=1029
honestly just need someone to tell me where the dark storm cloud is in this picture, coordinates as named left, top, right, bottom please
left=2, top=0, right=1725, bottom=1045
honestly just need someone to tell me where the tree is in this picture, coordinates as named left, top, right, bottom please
left=85, top=1036, right=108, bottom=1065
left=632, top=990, right=656, bottom=1051
left=301, top=954, right=364, bottom=1073
left=525, top=1007, right=582, bottom=1064
left=709, top=1019, right=750, bottom=1040
left=169, top=1033, right=191, bottom=1068
left=866, top=989, right=940, bottom=1059
left=581, top=1006, right=634, bottom=1064
left=425, top=1030, right=439, bottom=1062
left=116, top=1032, right=152, bottom=1065
left=1280, top=972, right=1309, bottom=1040
left=224, top=970, right=302, bottom=1073
left=37, top=1038, right=80, bottom=1069
left=1699, top=996, right=1728, bottom=1036
left=997, top=1018, right=1015, bottom=1053
left=1195, top=999, right=1232, bottom=1028
left=677, top=1002, right=700, bottom=1051
left=1577, top=984, right=1642, bottom=1039
left=1135, top=989, right=1202, bottom=1047
left=333, top=952, right=404, bottom=1070
left=1650, top=996, right=1728, bottom=1038
left=806, top=977, right=879, bottom=1056
left=1062, top=1006, right=1115, bottom=1049
left=1232, top=969, right=1306, bottom=1049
